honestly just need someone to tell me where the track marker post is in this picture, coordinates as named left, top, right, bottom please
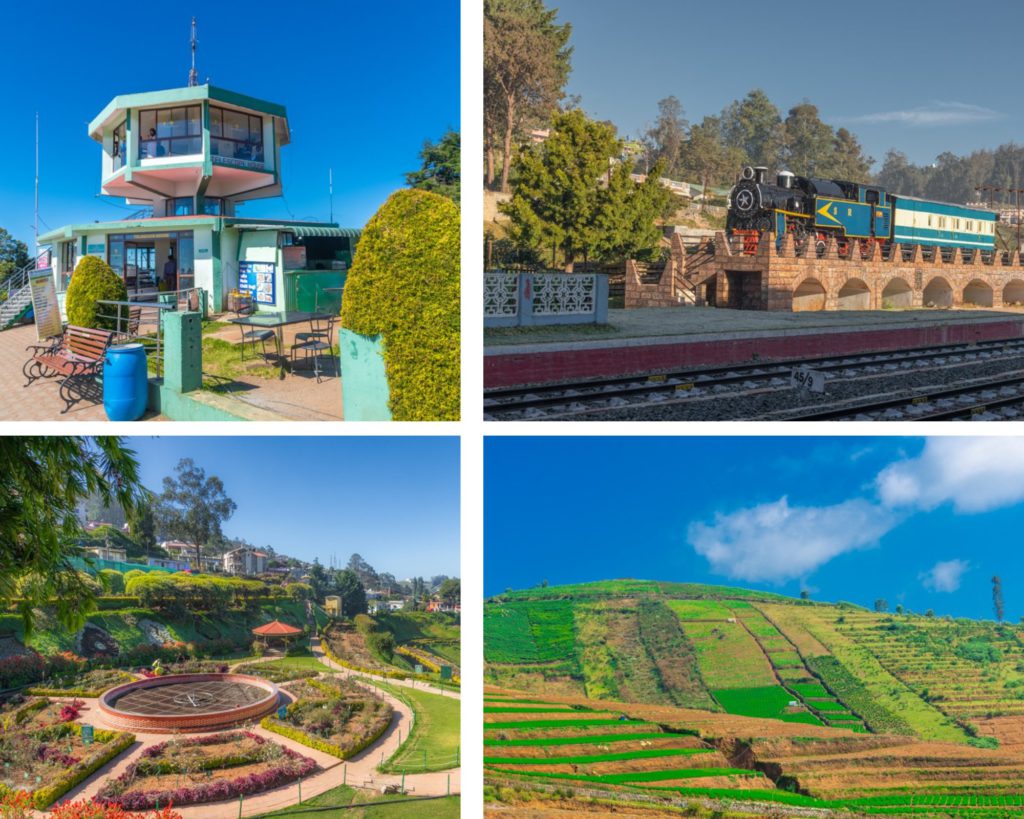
left=447, top=773, right=450, bottom=795
left=238, top=794, right=243, bottom=818
left=343, top=764, right=347, bottom=785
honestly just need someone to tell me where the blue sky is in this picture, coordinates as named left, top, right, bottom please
left=486, top=437, right=1024, bottom=621
left=0, top=1, right=459, bottom=248
left=123, top=437, right=460, bottom=578
left=553, top=0, right=1022, bottom=170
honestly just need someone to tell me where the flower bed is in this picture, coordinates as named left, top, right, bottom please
left=95, top=732, right=316, bottom=810
left=260, top=677, right=393, bottom=760
left=321, top=636, right=458, bottom=688
left=232, top=662, right=320, bottom=683
left=0, top=698, right=136, bottom=808
left=28, top=668, right=136, bottom=698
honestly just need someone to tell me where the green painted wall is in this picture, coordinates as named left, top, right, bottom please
left=340, top=328, right=392, bottom=421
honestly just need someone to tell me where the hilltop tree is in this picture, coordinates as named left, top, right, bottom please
left=896, top=604, right=904, bottom=615
left=642, top=96, right=688, bottom=177
left=153, top=458, right=237, bottom=571
left=876, top=150, right=927, bottom=196
left=439, top=578, right=461, bottom=605
left=334, top=569, right=368, bottom=618
left=406, top=130, right=461, bottom=203
left=126, top=491, right=157, bottom=555
left=484, top=0, right=573, bottom=191
left=993, top=576, right=1005, bottom=622
left=680, top=116, right=745, bottom=210
left=874, top=599, right=889, bottom=613
left=0, top=437, right=143, bottom=634
left=781, top=102, right=835, bottom=177
left=346, top=553, right=379, bottom=588
left=308, top=559, right=330, bottom=600
left=720, top=89, right=782, bottom=168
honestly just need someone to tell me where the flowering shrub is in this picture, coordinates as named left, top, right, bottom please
left=96, top=736, right=316, bottom=809
left=58, top=700, right=84, bottom=722
left=0, top=787, right=33, bottom=819
left=49, top=799, right=182, bottom=819
left=0, top=653, right=46, bottom=689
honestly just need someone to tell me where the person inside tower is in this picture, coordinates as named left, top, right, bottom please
left=163, top=251, right=178, bottom=292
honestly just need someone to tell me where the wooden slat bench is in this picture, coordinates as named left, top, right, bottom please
left=23, top=325, right=115, bottom=413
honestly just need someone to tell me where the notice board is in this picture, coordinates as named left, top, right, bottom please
left=29, top=268, right=62, bottom=340
left=238, top=261, right=277, bottom=306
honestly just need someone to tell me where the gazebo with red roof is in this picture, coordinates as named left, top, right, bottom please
left=252, top=619, right=304, bottom=650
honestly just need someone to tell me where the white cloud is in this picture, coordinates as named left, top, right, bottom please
left=920, top=559, right=971, bottom=593
left=845, top=101, right=1002, bottom=127
left=687, top=497, right=898, bottom=584
left=877, top=438, right=1024, bottom=513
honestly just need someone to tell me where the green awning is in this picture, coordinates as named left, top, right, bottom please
left=290, top=226, right=361, bottom=239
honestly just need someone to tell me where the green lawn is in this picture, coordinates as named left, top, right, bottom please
left=369, top=681, right=461, bottom=773
left=254, top=784, right=459, bottom=818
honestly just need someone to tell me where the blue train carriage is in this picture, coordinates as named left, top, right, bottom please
left=810, top=181, right=892, bottom=242
left=888, top=196, right=997, bottom=250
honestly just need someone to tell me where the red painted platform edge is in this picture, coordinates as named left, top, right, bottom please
left=484, top=319, right=1024, bottom=388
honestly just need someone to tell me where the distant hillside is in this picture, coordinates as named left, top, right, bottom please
left=485, top=579, right=1024, bottom=747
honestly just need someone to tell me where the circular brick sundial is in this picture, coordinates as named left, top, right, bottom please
left=99, top=673, right=280, bottom=732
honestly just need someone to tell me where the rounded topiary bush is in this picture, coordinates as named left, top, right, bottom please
left=65, top=255, right=128, bottom=331
left=341, top=188, right=459, bottom=421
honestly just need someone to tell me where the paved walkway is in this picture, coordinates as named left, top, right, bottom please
left=0, top=320, right=342, bottom=422
left=485, top=305, right=1024, bottom=351
left=33, top=659, right=459, bottom=817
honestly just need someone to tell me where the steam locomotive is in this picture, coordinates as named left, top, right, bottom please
left=726, top=165, right=997, bottom=252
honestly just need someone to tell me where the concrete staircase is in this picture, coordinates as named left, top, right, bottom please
left=0, top=264, right=33, bottom=330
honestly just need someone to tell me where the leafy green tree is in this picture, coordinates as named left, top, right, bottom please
left=439, top=578, right=461, bottom=606
left=406, top=130, right=460, bottom=203
left=286, top=582, right=314, bottom=602
left=126, top=492, right=158, bottom=555
left=681, top=116, right=745, bottom=211
left=592, top=159, right=674, bottom=261
left=0, top=437, right=143, bottom=634
left=643, top=96, right=687, bottom=177
left=0, top=227, right=30, bottom=281
left=334, top=569, right=368, bottom=617
left=874, top=599, right=889, bottom=613
left=153, top=458, right=237, bottom=571
left=993, top=576, right=1005, bottom=622
left=782, top=102, right=836, bottom=177
left=484, top=0, right=572, bottom=191
left=720, top=89, right=782, bottom=168
left=830, top=128, right=874, bottom=180
left=98, top=569, right=125, bottom=594
left=503, top=109, right=669, bottom=268
left=308, top=560, right=330, bottom=600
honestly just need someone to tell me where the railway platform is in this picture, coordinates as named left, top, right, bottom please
left=484, top=307, right=1024, bottom=388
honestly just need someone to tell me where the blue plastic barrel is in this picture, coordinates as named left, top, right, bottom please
left=103, top=343, right=148, bottom=421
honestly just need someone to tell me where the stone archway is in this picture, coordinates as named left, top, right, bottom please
left=836, top=278, right=871, bottom=310
left=881, top=277, right=913, bottom=309
left=793, top=277, right=826, bottom=311
left=1004, top=280, right=1024, bottom=307
left=963, top=278, right=994, bottom=308
left=922, top=276, right=953, bottom=308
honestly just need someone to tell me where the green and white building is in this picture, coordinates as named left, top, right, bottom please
left=39, top=84, right=358, bottom=313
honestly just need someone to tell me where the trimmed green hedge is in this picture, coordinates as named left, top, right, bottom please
left=340, top=188, right=460, bottom=421
left=33, top=729, right=134, bottom=809
left=320, top=634, right=457, bottom=688
left=65, top=255, right=128, bottom=331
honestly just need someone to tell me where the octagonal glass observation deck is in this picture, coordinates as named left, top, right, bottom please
left=90, top=84, right=288, bottom=207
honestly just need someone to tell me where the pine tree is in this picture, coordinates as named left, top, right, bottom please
left=993, top=575, right=1005, bottom=622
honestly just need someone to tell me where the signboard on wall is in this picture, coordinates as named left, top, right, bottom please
left=238, top=261, right=276, bottom=305
left=29, top=268, right=62, bottom=340
left=86, top=243, right=104, bottom=256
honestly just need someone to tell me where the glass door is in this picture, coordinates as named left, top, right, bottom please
left=125, top=243, right=156, bottom=294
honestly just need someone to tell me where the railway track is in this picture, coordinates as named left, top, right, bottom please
left=777, top=371, right=1024, bottom=421
left=484, top=338, right=1024, bottom=420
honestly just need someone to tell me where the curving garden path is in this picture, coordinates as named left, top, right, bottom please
left=30, top=647, right=460, bottom=817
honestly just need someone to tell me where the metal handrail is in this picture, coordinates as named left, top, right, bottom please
left=0, top=250, right=50, bottom=299
left=95, top=299, right=173, bottom=378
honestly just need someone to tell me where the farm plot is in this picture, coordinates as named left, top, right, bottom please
left=832, top=612, right=1024, bottom=722
left=664, top=599, right=736, bottom=621
left=711, top=686, right=822, bottom=725
left=784, top=608, right=969, bottom=743
left=636, top=600, right=718, bottom=710
left=484, top=694, right=776, bottom=794
left=573, top=602, right=675, bottom=705
left=677, top=620, right=776, bottom=690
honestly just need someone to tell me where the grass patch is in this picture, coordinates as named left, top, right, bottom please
left=484, top=748, right=711, bottom=765
left=712, top=686, right=822, bottom=725
left=367, top=681, right=460, bottom=772
left=484, top=732, right=687, bottom=747
left=257, top=784, right=460, bottom=818
left=201, top=336, right=278, bottom=386
left=485, top=718, right=651, bottom=730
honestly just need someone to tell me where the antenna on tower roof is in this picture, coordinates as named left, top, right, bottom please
left=188, top=17, right=199, bottom=87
